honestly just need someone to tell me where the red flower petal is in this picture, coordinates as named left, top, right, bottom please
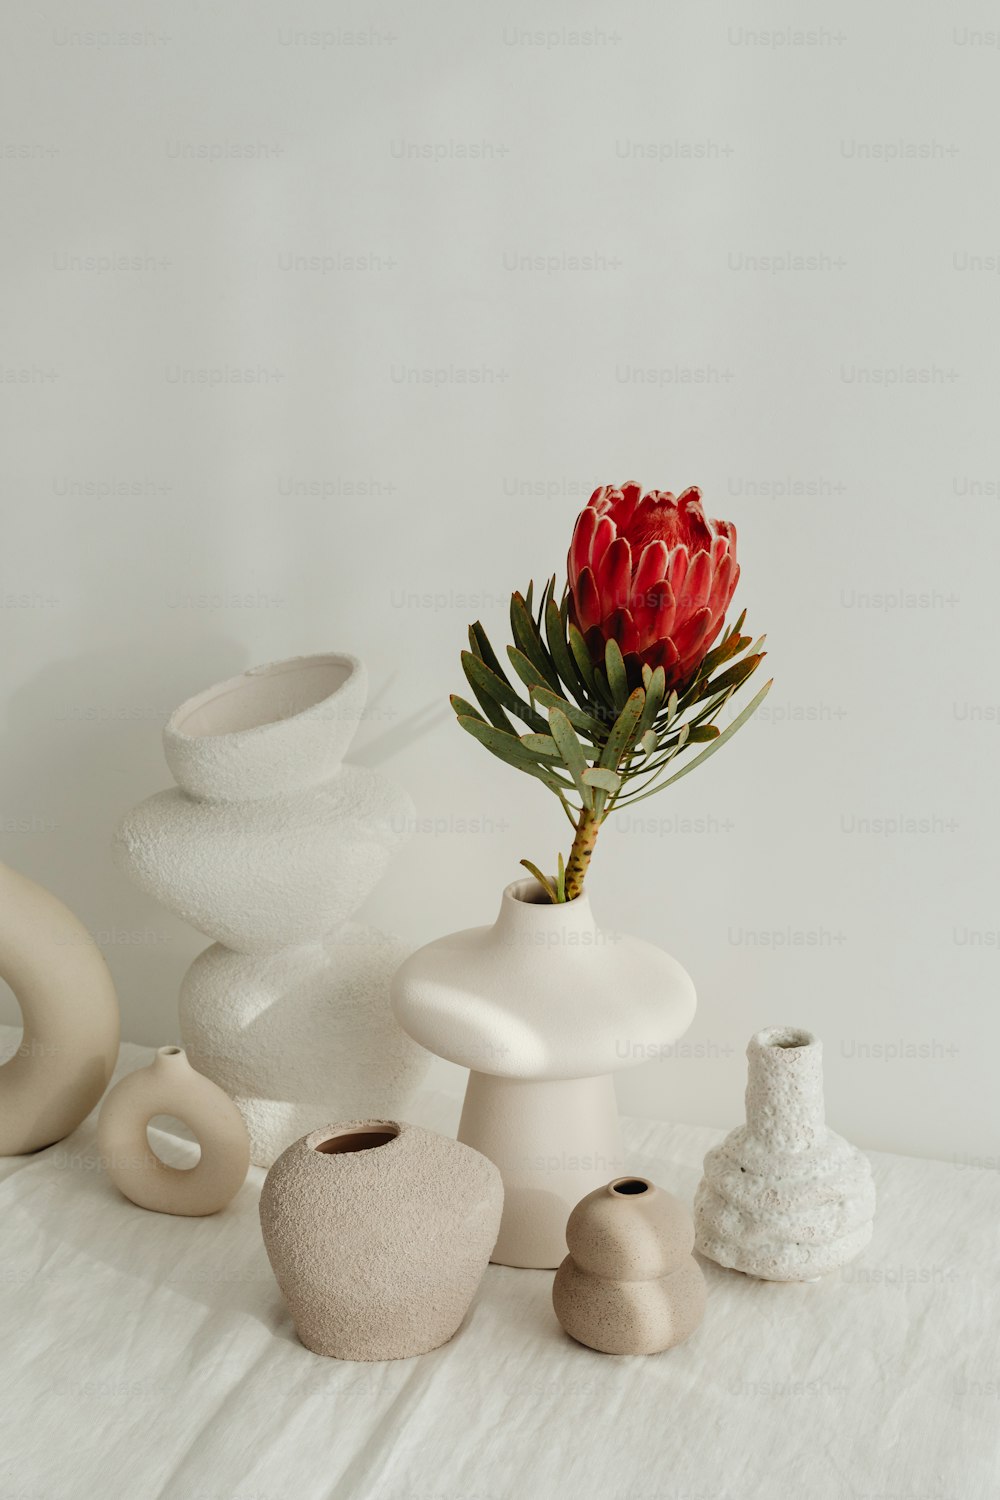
left=672, top=605, right=714, bottom=667
left=606, top=607, right=639, bottom=656
left=633, top=580, right=676, bottom=654
left=591, top=515, right=616, bottom=572
left=633, top=540, right=670, bottom=598
left=611, top=482, right=643, bottom=530
left=597, top=535, right=632, bottom=614
left=573, top=566, right=602, bottom=634
left=678, top=487, right=713, bottom=551
left=711, top=533, right=729, bottom=569
left=668, top=545, right=689, bottom=597
left=679, top=549, right=713, bottom=613
left=645, top=635, right=681, bottom=677
left=708, top=554, right=736, bottom=619
left=569, top=505, right=599, bottom=589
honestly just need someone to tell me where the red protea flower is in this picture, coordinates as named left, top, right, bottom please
left=568, top=482, right=740, bottom=690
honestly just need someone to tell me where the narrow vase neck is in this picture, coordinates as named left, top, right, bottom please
left=745, top=1027, right=826, bottom=1148
left=491, top=878, right=600, bottom=948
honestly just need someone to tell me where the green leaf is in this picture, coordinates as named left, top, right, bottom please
left=457, top=715, right=574, bottom=792
left=568, top=624, right=607, bottom=703
left=511, top=591, right=560, bottom=693
left=556, top=852, right=566, bottom=903
left=506, top=644, right=546, bottom=695
left=531, top=684, right=607, bottom=741
left=640, top=729, right=658, bottom=755
left=627, top=678, right=773, bottom=801
left=635, top=667, right=666, bottom=740
left=688, top=724, right=721, bottom=743
left=583, top=766, right=622, bottom=793
left=450, top=693, right=485, bottom=723
left=697, top=632, right=751, bottom=680
left=600, top=687, right=645, bottom=772
left=520, top=732, right=560, bottom=757
left=666, top=689, right=679, bottom=724
left=545, top=595, right=587, bottom=702
left=696, top=654, right=764, bottom=703
left=604, top=638, right=629, bottom=709
left=469, top=622, right=512, bottom=685
left=519, top=858, right=557, bottom=904
left=460, top=652, right=516, bottom=732
left=548, top=707, right=594, bottom=810
left=461, top=650, right=548, bottom=733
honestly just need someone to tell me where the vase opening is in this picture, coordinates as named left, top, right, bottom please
left=159, top=1045, right=182, bottom=1057
left=506, top=875, right=588, bottom=907
left=170, top=655, right=356, bottom=740
left=313, top=1126, right=400, bottom=1155
left=611, top=1177, right=650, bottom=1196
left=762, top=1027, right=815, bottom=1050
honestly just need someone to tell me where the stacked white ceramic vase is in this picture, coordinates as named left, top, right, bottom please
left=114, top=653, right=429, bottom=1166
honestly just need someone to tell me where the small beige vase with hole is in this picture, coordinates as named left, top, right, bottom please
left=259, top=1119, right=504, bottom=1360
left=553, top=1176, right=706, bottom=1355
left=0, top=860, right=119, bottom=1155
left=98, top=1046, right=250, bottom=1215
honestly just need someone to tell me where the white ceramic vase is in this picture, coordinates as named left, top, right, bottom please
left=694, top=1025, right=876, bottom=1280
left=113, top=653, right=430, bottom=1166
left=391, top=877, right=696, bottom=1269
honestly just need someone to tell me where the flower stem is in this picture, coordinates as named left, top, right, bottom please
left=564, top=808, right=601, bottom=900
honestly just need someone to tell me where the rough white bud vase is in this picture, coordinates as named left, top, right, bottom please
left=694, top=1025, right=876, bottom=1280
left=0, top=860, right=119, bottom=1155
left=112, top=654, right=430, bottom=1167
left=391, top=877, right=696, bottom=1269
left=259, top=1119, right=504, bottom=1359
left=98, top=1045, right=250, bottom=1215
left=553, top=1176, right=706, bottom=1355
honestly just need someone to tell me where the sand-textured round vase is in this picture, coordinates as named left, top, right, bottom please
left=0, top=861, right=119, bottom=1155
left=98, top=1046, right=250, bottom=1215
left=259, top=1119, right=503, bottom=1360
left=391, top=878, right=696, bottom=1270
left=694, top=1025, right=876, bottom=1281
left=553, top=1176, right=706, bottom=1355
left=112, top=653, right=430, bottom=1166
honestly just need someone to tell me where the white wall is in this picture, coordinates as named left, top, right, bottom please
left=2, top=1, right=995, bottom=1164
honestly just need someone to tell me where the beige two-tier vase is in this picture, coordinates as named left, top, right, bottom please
left=553, top=1175, right=706, bottom=1355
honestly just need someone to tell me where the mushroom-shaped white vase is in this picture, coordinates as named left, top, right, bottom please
left=391, top=877, right=696, bottom=1269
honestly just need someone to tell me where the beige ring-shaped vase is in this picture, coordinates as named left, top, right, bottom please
left=97, top=1046, right=250, bottom=1215
left=0, top=861, right=120, bottom=1155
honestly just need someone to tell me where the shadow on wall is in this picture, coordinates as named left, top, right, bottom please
left=0, top=635, right=249, bottom=1043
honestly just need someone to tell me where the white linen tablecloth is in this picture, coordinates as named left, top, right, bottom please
left=1, top=1027, right=997, bottom=1500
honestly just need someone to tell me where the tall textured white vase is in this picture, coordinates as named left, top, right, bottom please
left=694, top=1026, right=876, bottom=1280
left=391, top=877, right=696, bottom=1269
left=113, top=654, right=430, bottom=1166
